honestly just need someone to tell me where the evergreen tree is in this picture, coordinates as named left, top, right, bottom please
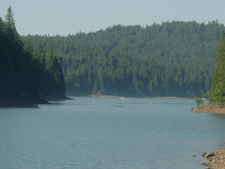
left=38, top=48, right=66, bottom=99
left=5, top=6, right=15, bottom=27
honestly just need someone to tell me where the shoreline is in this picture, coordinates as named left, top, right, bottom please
left=201, top=149, right=225, bottom=169
left=192, top=104, right=225, bottom=168
left=88, top=95, right=189, bottom=99
left=0, top=97, right=49, bottom=107
left=191, top=104, right=225, bottom=114
left=155, top=96, right=188, bottom=99
left=0, top=96, right=72, bottom=107
left=89, top=95, right=121, bottom=98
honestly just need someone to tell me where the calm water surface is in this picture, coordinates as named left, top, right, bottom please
left=1, top=97, right=225, bottom=169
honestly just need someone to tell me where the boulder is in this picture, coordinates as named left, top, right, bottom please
left=201, top=152, right=207, bottom=157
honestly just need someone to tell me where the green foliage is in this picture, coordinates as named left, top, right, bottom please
left=194, top=97, right=204, bottom=108
left=202, top=93, right=209, bottom=99
left=38, top=48, right=66, bottom=99
left=21, top=21, right=224, bottom=97
left=5, top=6, right=15, bottom=27
left=209, top=31, right=225, bottom=105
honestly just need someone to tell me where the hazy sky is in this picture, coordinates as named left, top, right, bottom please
left=1, top=0, right=225, bottom=36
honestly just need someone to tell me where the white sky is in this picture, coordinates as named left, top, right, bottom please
left=0, top=0, right=224, bottom=36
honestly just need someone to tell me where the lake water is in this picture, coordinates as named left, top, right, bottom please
left=1, top=97, right=225, bottom=169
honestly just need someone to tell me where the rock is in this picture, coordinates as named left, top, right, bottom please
left=193, top=155, right=196, bottom=157
left=201, top=162, right=206, bottom=165
left=201, top=152, right=207, bottom=157
left=191, top=108, right=194, bottom=110
left=205, top=152, right=215, bottom=158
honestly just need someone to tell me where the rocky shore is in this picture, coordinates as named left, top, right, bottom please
left=191, top=104, right=225, bottom=114
left=192, top=104, right=225, bottom=168
left=201, top=149, right=225, bottom=169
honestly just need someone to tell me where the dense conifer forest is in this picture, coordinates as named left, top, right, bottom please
left=21, top=21, right=225, bottom=97
left=0, top=7, right=66, bottom=106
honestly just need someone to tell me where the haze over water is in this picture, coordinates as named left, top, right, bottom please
left=0, top=97, right=225, bottom=169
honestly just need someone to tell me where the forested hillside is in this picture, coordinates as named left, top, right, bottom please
left=21, top=21, right=225, bottom=97
left=0, top=7, right=66, bottom=106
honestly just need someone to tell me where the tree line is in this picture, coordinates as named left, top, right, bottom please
left=21, top=21, right=225, bottom=97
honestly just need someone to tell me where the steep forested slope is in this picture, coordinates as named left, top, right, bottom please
left=0, top=8, right=40, bottom=105
left=0, top=7, right=66, bottom=106
left=21, top=21, right=225, bottom=97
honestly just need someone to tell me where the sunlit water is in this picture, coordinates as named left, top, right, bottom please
left=0, top=97, right=225, bottom=169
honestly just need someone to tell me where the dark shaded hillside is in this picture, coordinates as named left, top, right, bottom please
left=21, top=21, right=224, bottom=97
left=0, top=7, right=66, bottom=106
left=0, top=8, right=41, bottom=106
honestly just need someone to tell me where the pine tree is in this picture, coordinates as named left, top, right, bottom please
left=5, top=6, right=15, bottom=27
left=38, top=48, right=66, bottom=99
